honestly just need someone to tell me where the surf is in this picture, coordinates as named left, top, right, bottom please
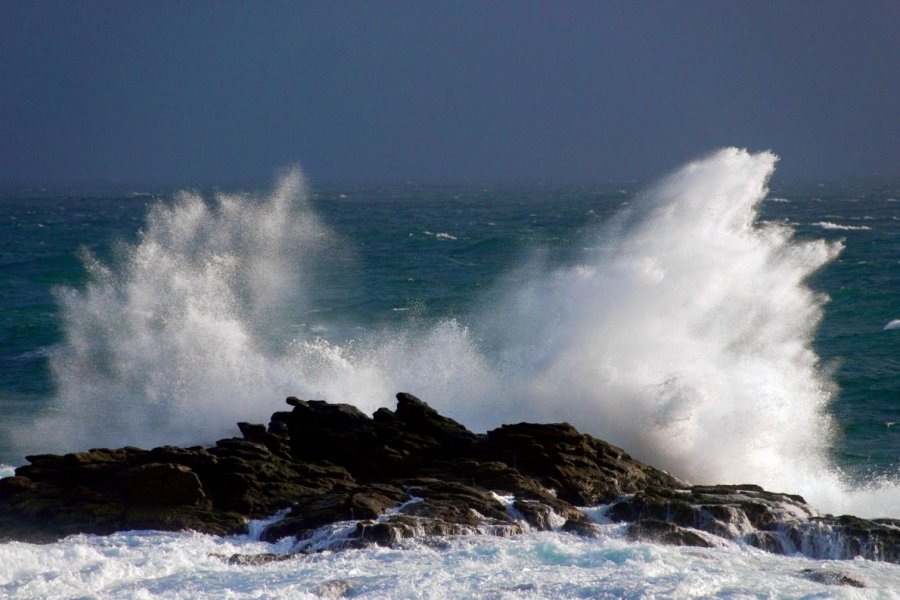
left=16, top=148, right=900, bottom=518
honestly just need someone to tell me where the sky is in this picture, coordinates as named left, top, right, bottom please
left=1, top=0, right=897, bottom=186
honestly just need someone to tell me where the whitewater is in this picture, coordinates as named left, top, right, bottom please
left=15, top=147, right=898, bottom=516
left=2, top=148, right=899, bottom=596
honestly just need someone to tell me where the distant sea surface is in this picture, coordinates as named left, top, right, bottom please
left=1, top=149, right=898, bottom=596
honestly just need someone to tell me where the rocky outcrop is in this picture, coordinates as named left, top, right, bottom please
left=0, top=393, right=676, bottom=546
left=1, top=393, right=898, bottom=565
left=608, top=485, right=900, bottom=562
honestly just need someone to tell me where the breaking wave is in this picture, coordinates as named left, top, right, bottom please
left=20, top=149, right=900, bottom=517
left=812, top=221, right=871, bottom=231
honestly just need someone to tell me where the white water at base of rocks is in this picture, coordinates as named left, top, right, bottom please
left=1, top=527, right=898, bottom=599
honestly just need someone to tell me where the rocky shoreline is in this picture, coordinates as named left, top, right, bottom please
left=1, top=393, right=898, bottom=567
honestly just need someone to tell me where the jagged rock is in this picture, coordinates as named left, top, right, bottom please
left=394, top=392, right=476, bottom=448
left=485, top=422, right=682, bottom=505
left=608, top=485, right=815, bottom=535
left=626, top=518, right=716, bottom=548
left=259, top=487, right=404, bottom=543
left=608, top=484, right=900, bottom=562
left=1, top=392, right=898, bottom=566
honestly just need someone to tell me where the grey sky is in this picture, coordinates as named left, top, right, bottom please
left=1, top=1, right=897, bottom=185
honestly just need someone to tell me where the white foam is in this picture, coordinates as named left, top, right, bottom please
left=883, top=320, right=900, bottom=331
left=812, top=221, right=871, bottom=231
left=0, top=528, right=897, bottom=598
left=423, top=231, right=458, bottom=240
left=0, top=464, right=14, bottom=479
left=243, top=508, right=292, bottom=542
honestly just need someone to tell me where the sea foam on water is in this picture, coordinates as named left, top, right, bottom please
left=19, top=148, right=900, bottom=518
left=2, top=525, right=899, bottom=598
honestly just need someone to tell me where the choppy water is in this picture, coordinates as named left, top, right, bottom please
left=3, top=525, right=900, bottom=598
left=1, top=149, right=899, bottom=596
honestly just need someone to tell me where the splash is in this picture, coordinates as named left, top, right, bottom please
left=27, top=168, right=343, bottom=449
left=24, top=149, right=900, bottom=517
left=469, top=149, right=843, bottom=485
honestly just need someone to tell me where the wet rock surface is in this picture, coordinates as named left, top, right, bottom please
left=608, top=484, right=900, bottom=562
left=799, top=568, right=866, bottom=588
left=1, top=393, right=898, bottom=564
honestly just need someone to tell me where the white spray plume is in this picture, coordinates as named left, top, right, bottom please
left=29, top=168, right=337, bottom=448
left=23, top=149, right=900, bottom=517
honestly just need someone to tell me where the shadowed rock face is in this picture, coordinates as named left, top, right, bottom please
left=1, top=393, right=898, bottom=565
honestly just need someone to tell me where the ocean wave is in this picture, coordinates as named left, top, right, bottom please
left=17, top=149, right=900, bottom=519
left=423, top=230, right=458, bottom=240
left=812, top=221, right=871, bottom=231
left=883, top=319, right=900, bottom=331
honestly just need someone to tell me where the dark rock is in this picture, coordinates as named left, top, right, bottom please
left=394, top=392, right=474, bottom=444
left=237, top=422, right=267, bottom=440
left=485, top=422, right=682, bottom=505
left=608, top=485, right=814, bottom=536
left=775, top=514, right=900, bottom=563
left=120, top=463, right=206, bottom=506
left=372, top=407, right=397, bottom=423
left=261, top=492, right=361, bottom=541
left=1, top=392, right=898, bottom=566
left=745, top=531, right=786, bottom=554
left=354, top=513, right=490, bottom=546
left=513, top=499, right=558, bottom=530
left=562, top=517, right=598, bottom=537
left=799, top=568, right=866, bottom=588
left=267, top=420, right=289, bottom=437
left=350, top=490, right=402, bottom=519
left=605, top=484, right=900, bottom=563
left=0, top=476, right=37, bottom=496
left=626, top=518, right=715, bottom=548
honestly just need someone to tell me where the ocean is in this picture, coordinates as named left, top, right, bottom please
left=1, top=148, right=898, bottom=597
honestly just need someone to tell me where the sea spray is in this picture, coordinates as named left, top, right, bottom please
left=23, top=168, right=346, bottom=451
left=463, top=149, right=844, bottom=492
left=19, top=149, right=900, bottom=518
left=288, top=149, right=897, bottom=517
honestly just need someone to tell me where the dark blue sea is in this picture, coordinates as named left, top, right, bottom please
left=1, top=149, right=898, bottom=596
